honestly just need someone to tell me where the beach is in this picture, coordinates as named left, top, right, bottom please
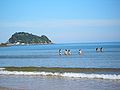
left=0, top=86, right=17, bottom=90
left=0, top=86, right=13, bottom=90
left=0, top=75, right=120, bottom=90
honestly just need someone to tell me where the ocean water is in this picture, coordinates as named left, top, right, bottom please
left=0, top=42, right=120, bottom=90
left=0, top=42, right=120, bottom=68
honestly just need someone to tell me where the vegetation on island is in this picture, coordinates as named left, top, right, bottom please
left=8, top=32, right=52, bottom=44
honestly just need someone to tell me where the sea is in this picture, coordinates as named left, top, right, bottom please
left=0, top=42, right=120, bottom=90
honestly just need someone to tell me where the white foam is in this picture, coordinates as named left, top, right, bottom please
left=0, top=68, right=5, bottom=70
left=62, top=73, right=120, bottom=80
left=0, top=70, right=120, bottom=80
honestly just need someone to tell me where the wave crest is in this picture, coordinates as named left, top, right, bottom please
left=0, top=70, right=120, bottom=80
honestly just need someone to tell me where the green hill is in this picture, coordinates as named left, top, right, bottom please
left=8, top=32, right=52, bottom=44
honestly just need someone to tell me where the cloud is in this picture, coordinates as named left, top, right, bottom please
left=0, top=19, right=120, bottom=29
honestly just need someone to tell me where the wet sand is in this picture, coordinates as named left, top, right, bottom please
left=0, top=86, right=17, bottom=90
left=0, top=75, right=120, bottom=90
left=0, top=86, right=9, bottom=90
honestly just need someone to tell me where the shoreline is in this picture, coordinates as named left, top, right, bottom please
left=0, top=41, right=120, bottom=47
left=0, top=43, right=54, bottom=47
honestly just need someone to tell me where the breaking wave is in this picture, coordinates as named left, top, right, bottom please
left=0, top=70, right=120, bottom=80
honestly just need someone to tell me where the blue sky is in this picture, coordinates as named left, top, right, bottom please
left=0, top=0, right=120, bottom=43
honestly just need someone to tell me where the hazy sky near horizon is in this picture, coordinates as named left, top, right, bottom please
left=0, top=0, right=120, bottom=43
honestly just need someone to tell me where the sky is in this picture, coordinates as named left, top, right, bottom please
left=0, top=0, right=120, bottom=43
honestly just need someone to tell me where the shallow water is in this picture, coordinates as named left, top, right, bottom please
left=0, top=42, right=120, bottom=68
left=0, top=75, right=120, bottom=90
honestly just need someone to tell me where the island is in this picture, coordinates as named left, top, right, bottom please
left=0, top=32, right=53, bottom=46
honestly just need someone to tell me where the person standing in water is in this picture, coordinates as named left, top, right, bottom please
left=78, top=49, right=83, bottom=55
left=58, top=49, right=62, bottom=55
left=64, top=49, right=68, bottom=55
left=100, top=47, right=103, bottom=52
left=96, top=48, right=99, bottom=52
left=68, top=50, right=72, bottom=55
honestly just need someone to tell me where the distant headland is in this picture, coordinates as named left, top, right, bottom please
left=0, top=32, right=53, bottom=46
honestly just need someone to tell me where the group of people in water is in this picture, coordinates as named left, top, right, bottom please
left=58, top=47, right=103, bottom=56
left=58, top=49, right=83, bottom=55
